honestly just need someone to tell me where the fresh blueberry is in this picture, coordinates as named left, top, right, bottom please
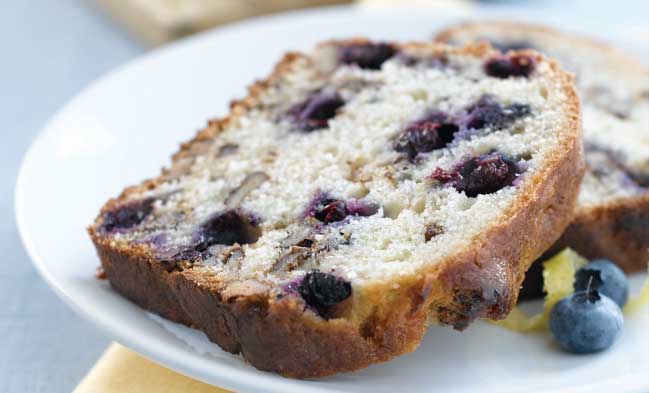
left=574, top=259, right=629, bottom=308
left=550, top=289, right=623, bottom=354
left=484, top=54, right=535, bottom=78
left=102, top=198, right=154, bottom=232
left=193, top=210, right=261, bottom=250
left=339, top=42, right=396, bottom=70
left=298, top=270, right=352, bottom=313
left=291, top=91, right=345, bottom=132
left=431, top=152, right=521, bottom=197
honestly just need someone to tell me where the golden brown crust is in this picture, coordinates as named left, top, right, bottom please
left=435, top=21, right=649, bottom=273
left=541, top=195, right=649, bottom=272
left=88, top=40, right=584, bottom=378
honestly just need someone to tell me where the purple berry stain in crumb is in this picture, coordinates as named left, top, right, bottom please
left=394, top=111, right=459, bottom=161
left=193, top=209, right=262, bottom=251
left=463, top=95, right=531, bottom=131
left=298, top=270, right=352, bottom=317
left=431, top=152, right=522, bottom=197
left=484, top=54, right=535, bottom=78
left=345, top=199, right=380, bottom=217
left=102, top=198, right=154, bottom=232
left=136, top=232, right=169, bottom=248
left=158, top=246, right=206, bottom=272
left=291, top=91, right=345, bottom=132
left=308, top=193, right=379, bottom=224
left=339, top=42, right=396, bottom=70
left=585, top=143, right=649, bottom=189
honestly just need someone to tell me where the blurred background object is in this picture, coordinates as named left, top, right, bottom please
left=96, top=0, right=352, bottom=45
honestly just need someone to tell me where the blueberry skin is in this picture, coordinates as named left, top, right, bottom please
left=102, top=198, right=154, bottom=232
left=291, top=91, right=345, bottom=131
left=574, top=259, right=629, bottom=308
left=550, top=291, right=623, bottom=354
left=298, top=270, right=352, bottom=318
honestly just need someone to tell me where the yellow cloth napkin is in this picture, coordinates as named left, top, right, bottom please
left=73, top=343, right=232, bottom=393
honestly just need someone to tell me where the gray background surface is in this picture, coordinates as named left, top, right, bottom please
left=1, top=1, right=141, bottom=392
left=1, top=0, right=647, bottom=392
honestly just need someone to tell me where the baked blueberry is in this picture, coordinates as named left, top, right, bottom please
left=464, top=95, right=531, bottom=131
left=194, top=210, right=261, bottom=250
left=102, top=198, right=154, bottom=232
left=339, top=42, right=396, bottom=70
left=292, top=91, right=345, bottom=132
left=394, top=121, right=445, bottom=160
left=298, top=270, right=352, bottom=312
left=314, top=199, right=348, bottom=224
left=574, top=259, right=629, bottom=308
left=550, top=289, right=623, bottom=354
left=432, top=153, right=521, bottom=197
left=484, top=54, right=535, bottom=78
left=309, top=194, right=379, bottom=224
left=456, top=154, right=520, bottom=196
left=394, top=111, right=459, bottom=160
left=437, top=123, right=460, bottom=144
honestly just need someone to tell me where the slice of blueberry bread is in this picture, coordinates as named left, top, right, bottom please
left=436, top=22, right=649, bottom=274
left=88, top=39, right=583, bottom=378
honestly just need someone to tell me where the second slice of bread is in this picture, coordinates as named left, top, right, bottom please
left=436, top=22, right=649, bottom=272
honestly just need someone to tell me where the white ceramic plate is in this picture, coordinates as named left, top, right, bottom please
left=16, top=5, right=649, bottom=393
